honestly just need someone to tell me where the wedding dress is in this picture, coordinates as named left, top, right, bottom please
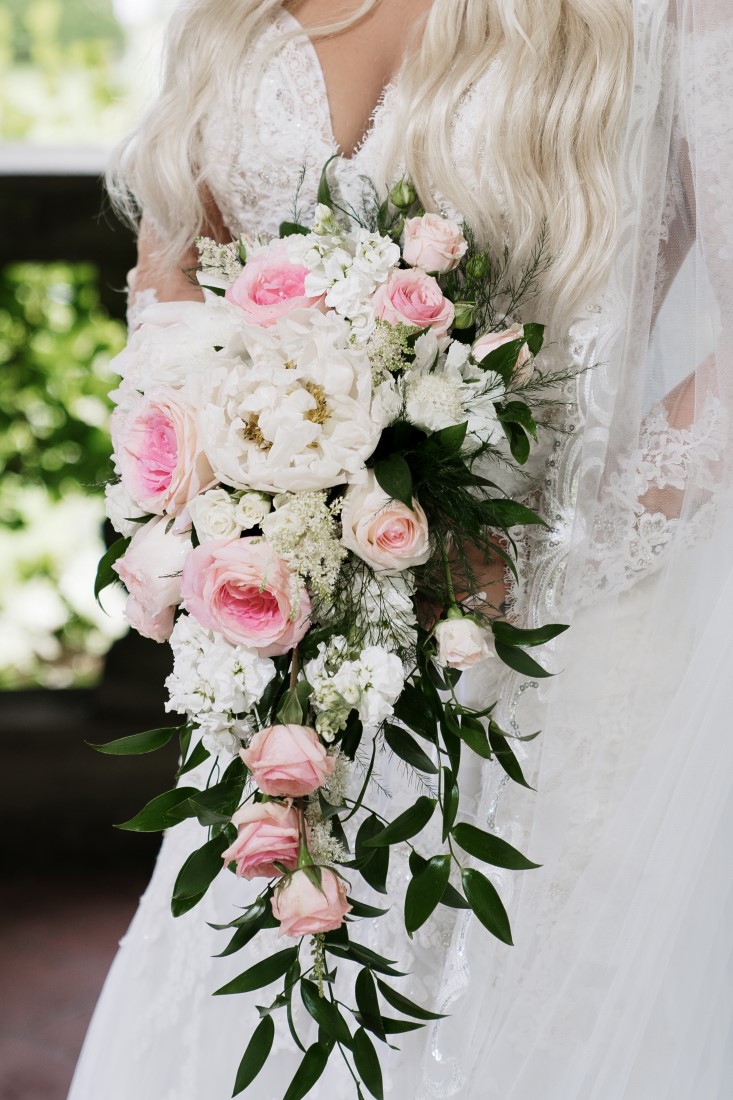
left=69, top=3, right=733, bottom=1097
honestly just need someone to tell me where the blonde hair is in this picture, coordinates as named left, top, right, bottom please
left=108, top=0, right=633, bottom=324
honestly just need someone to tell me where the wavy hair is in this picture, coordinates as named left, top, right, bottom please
left=108, top=0, right=633, bottom=324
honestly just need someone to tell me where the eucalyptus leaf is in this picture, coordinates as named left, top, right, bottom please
left=232, top=1015, right=275, bottom=1095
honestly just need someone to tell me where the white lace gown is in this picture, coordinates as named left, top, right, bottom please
left=69, top=8, right=733, bottom=1099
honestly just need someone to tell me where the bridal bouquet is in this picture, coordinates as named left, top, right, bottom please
left=95, top=171, right=565, bottom=1099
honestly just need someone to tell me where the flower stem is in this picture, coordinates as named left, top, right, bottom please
left=437, top=531, right=457, bottom=606
left=289, top=645, right=300, bottom=691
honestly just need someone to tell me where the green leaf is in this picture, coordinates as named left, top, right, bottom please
left=476, top=337, right=525, bottom=384
left=377, top=1016, right=424, bottom=1035
left=452, top=823, right=540, bottom=870
left=176, top=737, right=211, bottom=778
left=355, top=968, right=386, bottom=1042
left=347, top=899, right=390, bottom=919
left=282, top=1042, right=330, bottom=1100
left=383, top=723, right=438, bottom=775
left=116, top=787, right=199, bottom=832
left=404, top=854, right=451, bottom=934
left=441, top=768, right=459, bottom=841
left=409, top=851, right=470, bottom=910
left=213, top=947, right=298, bottom=996
left=374, top=453, right=414, bottom=509
left=353, top=1028, right=384, bottom=1100
left=482, top=499, right=548, bottom=530
left=488, top=725, right=533, bottom=790
left=326, top=942, right=406, bottom=978
left=494, top=641, right=552, bottom=679
left=172, top=832, right=229, bottom=910
left=503, top=422, right=531, bottom=464
left=456, top=715, right=492, bottom=760
left=430, top=421, right=468, bottom=457
left=232, top=1014, right=275, bottom=1095
left=393, top=689, right=439, bottom=744
left=88, top=726, right=176, bottom=756
left=279, top=220, right=309, bottom=237
left=496, top=400, right=538, bottom=440
left=94, top=536, right=130, bottom=603
left=301, top=980, right=352, bottom=1047
left=364, top=797, right=436, bottom=848
left=375, top=979, right=446, bottom=1021
left=316, top=155, right=339, bottom=207
left=355, top=815, right=390, bottom=894
left=461, top=868, right=513, bottom=945
left=491, top=621, right=569, bottom=649
left=522, top=322, right=545, bottom=356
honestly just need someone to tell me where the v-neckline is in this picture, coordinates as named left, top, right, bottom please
left=279, top=8, right=396, bottom=163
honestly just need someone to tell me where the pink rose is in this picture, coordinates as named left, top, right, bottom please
left=402, top=213, right=467, bottom=275
left=473, top=324, right=533, bottom=383
left=341, top=470, right=431, bottom=572
left=240, top=724, right=335, bottom=797
left=434, top=616, right=492, bottom=671
left=112, top=390, right=216, bottom=516
left=225, top=241, right=322, bottom=326
left=272, top=867, right=352, bottom=937
left=180, top=537, right=310, bottom=655
left=222, top=800, right=301, bottom=879
left=372, top=268, right=454, bottom=337
left=113, top=516, right=192, bottom=642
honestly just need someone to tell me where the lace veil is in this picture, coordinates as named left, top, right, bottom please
left=418, top=1, right=733, bottom=1095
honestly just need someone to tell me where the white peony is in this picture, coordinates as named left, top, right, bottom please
left=196, top=309, right=381, bottom=493
left=405, top=373, right=465, bottom=432
left=188, top=488, right=240, bottom=543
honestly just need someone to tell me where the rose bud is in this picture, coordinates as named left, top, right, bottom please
left=340, top=470, right=431, bottom=573
left=221, top=801, right=301, bottom=880
left=473, top=323, right=533, bottom=384
left=452, top=300, right=477, bottom=330
left=240, top=724, right=335, bottom=798
left=389, top=178, right=417, bottom=210
left=434, top=616, right=492, bottom=671
left=272, top=867, right=352, bottom=937
left=402, top=213, right=468, bottom=275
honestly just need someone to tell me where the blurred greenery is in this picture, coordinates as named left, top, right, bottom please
left=0, top=264, right=128, bottom=689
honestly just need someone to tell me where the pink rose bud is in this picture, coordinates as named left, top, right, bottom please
left=402, top=213, right=468, bottom=275
left=225, top=240, right=322, bottom=326
left=180, top=537, right=311, bottom=656
left=241, top=724, right=335, bottom=798
left=371, top=268, right=455, bottom=338
left=434, top=617, right=492, bottom=671
left=341, top=470, right=431, bottom=573
left=113, top=516, right=192, bottom=642
left=221, top=801, right=301, bottom=880
left=272, top=867, right=352, bottom=937
left=111, top=389, right=216, bottom=516
left=473, top=324, right=533, bottom=384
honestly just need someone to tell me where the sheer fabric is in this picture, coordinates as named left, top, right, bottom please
left=70, top=2, right=733, bottom=1097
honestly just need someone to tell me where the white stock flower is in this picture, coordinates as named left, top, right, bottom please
left=165, top=614, right=276, bottom=755
left=188, top=488, right=240, bottom=542
left=104, top=481, right=147, bottom=538
left=305, top=637, right=405, bottom=735
left=196, top=310, right=381, bottom=493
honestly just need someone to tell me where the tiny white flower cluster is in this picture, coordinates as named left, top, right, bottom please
left=305, top=635, right=405, bottom=740
left=365, top=318, right=417, bottom=380
left=165, top=615, right=276, bottom=757
left=194, top=236, right=244, bottom=284
left=262, top=491, right=346, bottom=599
left=354, top=570, right=419, bottom=654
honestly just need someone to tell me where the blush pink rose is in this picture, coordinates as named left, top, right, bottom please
left=225, top=241, right=322, bottom=326
left=113, top=515, right=192, bottom=642
left=402, top=213, right=467, bottom=275
left=240, top=724, right=335, bottom=797
left=473, top=324, right=533, bottom=383
left=272, top=867, right=352, bottom=937
left=180, top=537, right=310, bottom=656
left=341, top=470, right=431, bottom=573
left=112, top=391, right=216, bottom=516
left=222, top=801, right=301, bottom=879
left=372, top=268, right=454, bottom=338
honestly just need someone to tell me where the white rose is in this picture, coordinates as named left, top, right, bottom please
left=104, top=481, right=146, bottom=538
left=233, top=491, right=272, bottom=530
left=188, top=488, right=240, bottom=542
left=434, top=617, right=492, bottom=671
